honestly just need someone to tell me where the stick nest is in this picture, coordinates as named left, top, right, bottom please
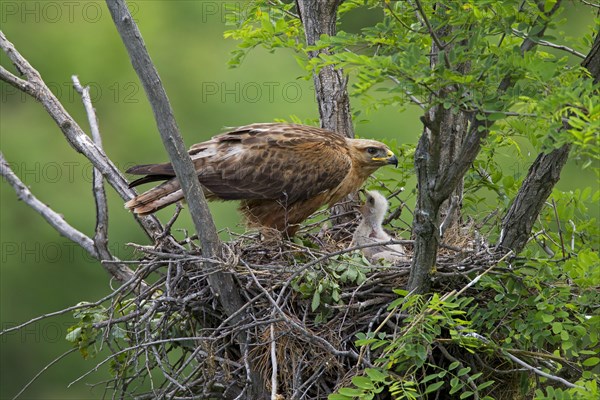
left=96, top=218, right=500, bottom=399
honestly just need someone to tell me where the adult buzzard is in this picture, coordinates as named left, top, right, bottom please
left=125, top=123, right=397, bottom=236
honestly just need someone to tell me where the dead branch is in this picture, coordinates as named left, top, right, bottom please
left=0, top=152, right=98, bottom=258
left=0, top=30, right=162, bottom=240
left=72, top=75, right=112, bottom=262
left=104, top=0, right=266, bottom=396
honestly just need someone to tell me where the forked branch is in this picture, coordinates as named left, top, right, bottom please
left=0, top=30, right=162, bottom=240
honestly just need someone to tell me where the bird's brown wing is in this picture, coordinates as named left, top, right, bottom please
left=187, top=124, right=352, bottom=203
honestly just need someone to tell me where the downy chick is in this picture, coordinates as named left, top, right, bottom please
left=351, top=190, right=408, bottom=263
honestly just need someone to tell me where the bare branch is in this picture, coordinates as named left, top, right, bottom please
left=104, top=0, right=220, bottom=257
left=1, top=152, right=99, bottom=258
left=104, top=0, right=219, bottom=257
left=270, top=320, right=279, bottom=400
left=1, top=154, right=145, bottom=286
left=11, top=348, right=79, bottom=400
left=510, top=28, right=586, bottom=58
left=104, top=1, right=266, bottom=396
left=72, top=75, right=111, bottom=260
left=503, top=350, right=583, bottom=389
left=580, top=0, right=600, bottom=8
left=1, top=300, right=100, bottom=337
left=0, top=30, right=162, bottom=240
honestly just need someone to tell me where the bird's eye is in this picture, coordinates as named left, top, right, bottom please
left=368, top=197, right=375, bottom=205
left=366, top=147, right=378, bottom=155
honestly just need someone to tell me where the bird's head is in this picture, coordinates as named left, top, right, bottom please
left=360, top=190, right=390, bottom=225
left=350, top=139, right=398, bottom=173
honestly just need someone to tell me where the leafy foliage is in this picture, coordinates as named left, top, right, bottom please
left=224, top=1, right=599, bottom=399
left=57, top=1, right=600, bottom=398
left=292, top=251, right=372, bottom=323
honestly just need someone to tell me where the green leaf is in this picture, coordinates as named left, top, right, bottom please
left=352, top=376, right=375, bottom=390
left=544, top=0, right=557, bottom=12
left=338, top=387, right=364, bottom=396
left=478, top=380, right=495, bottom=390
left=329, top=394, right=352, bottom=400
left=424, top=381, right=445, bottom=394
left=365, top=368, right=388, bottom=382
left=448, top=361, right=461, bottom=371
left=552, top=322, right=563, bottom=334
left=65, top=327, right=81, bottom=343
left=541, top=313, right=555, bottom=323
left=582, top=357, right=600, bottom=367
left=449, top=377, right=462, bottom=394
left=502, top=176, right=515, bottom=190
left=487, top=112, right=505, bottom=121
left=311, top=291, right=321, bottom=311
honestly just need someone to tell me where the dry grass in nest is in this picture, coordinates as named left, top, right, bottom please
left=98, top=216, right=502, bottom=399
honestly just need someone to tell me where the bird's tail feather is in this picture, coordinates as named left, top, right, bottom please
left=125, top=178, right=183, bottom=215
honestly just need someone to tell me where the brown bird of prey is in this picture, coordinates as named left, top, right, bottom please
left=125, top=123, right=397, bottom=236
left=351, top=190, right=408, bottom=263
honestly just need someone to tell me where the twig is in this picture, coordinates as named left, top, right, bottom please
left=0, top=30, right=162, bottom=240
left=270, top=319, right=278, bottom=400
left=234, top=331, right=251, bottom=400
left=503, top=350, right=583, bottom=389
left=551, top=199, right=567, bottom=259
left=72, top=75, right=112, bottom=261
left=12, top=348, right=78, bottom=400
left=1, top=260, right=150, bottom=338
left=159, top=203, right=183, bottom=239
left=437, top=344, right=479, bottom=400
left=580, top=0, right=600, bottom=8
left=244, top=262, right=358, bottom=360
left=384, top=1, right=423, bottom=34
left=1, top=302, right=97, bottom=337
left=1, top=152, right=98, bottom=258
left=510, top=28, right=586, bottom=59
left=387, top=74, right=426, bottom=109
left=414, top=0, right=451, bottom=68
left=67, top=336, right=215, bottom=388
left=1, top=151, right=146, bottom=285
left=439, top=195, right=460, bottom=238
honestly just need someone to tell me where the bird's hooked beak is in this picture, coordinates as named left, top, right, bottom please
left=386, top=149, right=398, bottom=167
left=372, top=149, right=398, bottom=167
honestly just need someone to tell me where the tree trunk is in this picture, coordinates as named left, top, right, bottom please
left=106, top=1, right=268, bottom=397
left=407, top=1, right=569, bottom=293
left=407, top=18, right=470, bottom=293
left=296, top=0, right=357, bottom=231
left=498, top=29, right=600, bottom=253
left=498, top=145, right=570, bottom=253
left=296, top=0, right=354, bottom=138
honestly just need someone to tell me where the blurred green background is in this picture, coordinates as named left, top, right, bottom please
left=0, top=2, right=595, bottom=398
